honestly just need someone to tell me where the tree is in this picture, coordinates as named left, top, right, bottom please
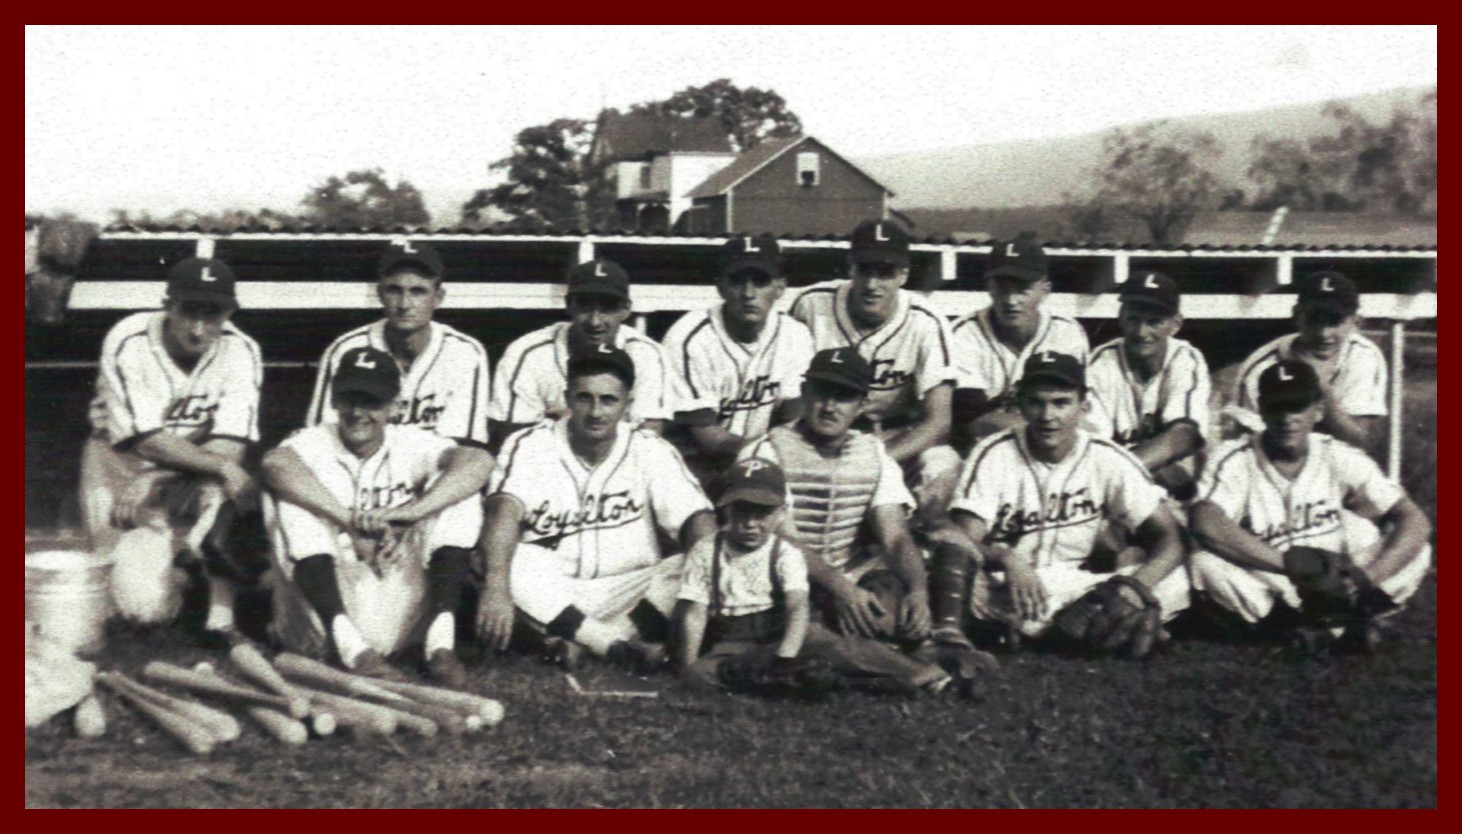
left=1084, top=122, right=1223, bottom=245
left=636, top=78, right=803, bottom=152
left=461, top=118, right=615, bottom=231
left=110, top=207, right=302, bottom=231
left=300, top=168, right=431, bottom=229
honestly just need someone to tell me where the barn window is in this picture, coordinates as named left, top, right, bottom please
left=797, top=152, right=820, bottom=187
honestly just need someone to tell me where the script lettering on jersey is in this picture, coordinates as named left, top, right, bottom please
left=392, top=393, right=447, bottom=428
left=164, top=395, right=220, bottom=427
left=868, top=358, right=913, bottom=391
left=356, top=481, right=420, bottom=512
left=989, top=487, right=1100, bottom=544
left=1242, top=499, right=1342, bottom=545
left=525, top=490, right=645, bottom=546
left=719, top=375, right=780, bottom=419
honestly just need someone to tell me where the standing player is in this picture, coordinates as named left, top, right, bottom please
left=80, top=257, right=262, bottom=641
left=262, top=347, right=484, bottom=684
left=1190, top=360, right=1432, bottom=650
left=1084, top=272, right=1210, bottom=496
left=475, top=344, right=717, bottom=668
left=663, top=234, right=815, bottom=471
left=489, top=259, right=679, bottom=443
left=947, top=352, right=1190, bottom=653
left=787, top=220, right=958, bottom=517
left=950, top=234, right=1090, bottom=451
left=1233, top=270, right=1386, bottom=451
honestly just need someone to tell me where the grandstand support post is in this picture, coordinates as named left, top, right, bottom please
left=1387, top=320, right=1405, bottom=481
left=195, top=237, right=216, bottom=259
left=633, top=314, right=647, bottom=334
left=940, top=248, right=957, bottom=284
left=577, top=238, right=595, bottom=264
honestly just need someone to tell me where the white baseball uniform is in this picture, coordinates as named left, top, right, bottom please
left=266, top=423, right=475, bottom=656
left=949, top=427, right=1190, bottom=634
left=307, top=320, right=491, bottom=448
left=489, top=323, right=680, bottom=427
left=1235, top=332, right=1388, bottom=418
left=1084, top=337, right=1212, bottom=448
left=1190, top=434, right=1431, bottom=623
left=488, top=419, right=712, bottom=627
left=662, top=306, right=815, bottom=439
left=787, top=281, right=955, bottom=427
left=949, top=308, right=1091, bottom=401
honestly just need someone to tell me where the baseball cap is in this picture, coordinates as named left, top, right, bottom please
left=378, top=239, right=444, bottom=279
left=166, top=258, right=237, bottom=307
left=566, top=341, right=637, bottom=389
left=985, top=234, right=1049, bottom=283
left=720, top=234, right=781, bottom=278
left=332, top=346, right=401, bottom=402
left=1258, top=359, right=1323, bottom=414
left=1296, top=270, right=1359, bottom=317
left=567, top=259, right=631, bottom=301
left=717, top=458, right=787, bottom=508
left=803, top=347, right=871, bottom=394
left=848, top=220, right=910, bottom=268
left=1018, top=351, right=1085, bottom=391
left=1120, top=271, right=1180, bottom=315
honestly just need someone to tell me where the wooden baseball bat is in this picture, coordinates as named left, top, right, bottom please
left=142, top=661, right=308, bottom=718
left=272, top=653, right=413, bottom=704
left=309, top=711, right=338, bottom=737
left=368, top=677, right=506, bottom=726
left=286, top=684, right=397, bottom=735
left=73, top=694, right=106, bottom=738
left=110, top=674, right=242, bottom=743
left=229, top=643, right=307, bottom=702
left=296, top=686, right=437, bottom=737
left=96, top=673, right=215, bottom=755
left=195, top=661, right=337, bottom=737
left=243, top=707, right=308, bottom=746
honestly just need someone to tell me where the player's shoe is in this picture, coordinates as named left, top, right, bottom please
left=542, top=636, right=584, bottom=672
left=350, top=648, right=411, bottom=683
left=1336, top=619, right=1384, bottom=655
left=424, top=649, right=468, bottom=688
left=912, top=627, right=998, bottom=699
left=606, top=638, right=670, bottom=676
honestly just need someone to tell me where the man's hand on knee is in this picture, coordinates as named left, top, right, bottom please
left=475, top=585, right=516, bottom=652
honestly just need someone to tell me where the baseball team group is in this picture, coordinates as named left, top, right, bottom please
left=78, top=219, right=1435, bottom=699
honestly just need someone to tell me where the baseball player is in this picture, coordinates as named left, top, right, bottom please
left=489, top=259, right=679, bottom=444
left=1233, top=270, right=1386, bottom=451
left=663, top=234, right=815, bottom=470
left=950, top=234, right=1090, bottom=451
left=1189, top=359, right=1432, bottom=650
left=475, top=343, right=717, bottom=670
left=738, top=348, right=993, bottom=691
left=79, top=257, right=263, bottom=642
left=1084, top=272, right=1210, bottom=496
left=261, top=347, right=484, bottom=684
left=947, top=351, right=1190, bottom=650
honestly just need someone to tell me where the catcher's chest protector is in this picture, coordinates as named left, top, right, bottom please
left=768, top=427, right=881, bottom=571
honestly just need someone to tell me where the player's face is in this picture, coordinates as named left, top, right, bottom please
left=566, top=372, right=631, bottom=442
left=1118, top=305, right=1182, bottom=362
left=377, top=270, right=443, bottom=334
left=567, top=294, right=632, bottom=347
left=1294, top=305, right=1358, bottom=361
left=718, top=270, right=785, bottom=327
left=724, top=501, right=782, bottom=551
left=847, top=261, right=907, bottom=323
left=163, top=299, right=234, bottom=359
left=1017, top=383, right=1085, bottom=456
left=990, top=276, right=1049, bottom=331
left=1261, top=401, right=1323, bottom=455
left=332, top=390, right=393, bottom=449
left=801, top=380, right=864, bottom=440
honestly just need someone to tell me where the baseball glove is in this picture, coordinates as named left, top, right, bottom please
left=1282, top=546, right=1393, bottom=624
left=1051, top=575, right=1163, bottom=658
left=716, top=654, right=843, bottom=700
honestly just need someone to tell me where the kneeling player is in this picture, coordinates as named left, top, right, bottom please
left=948, top=352, right=1190, bottom=656
left=1189, top=360, right=1432, bottom=651
left=262, top=347, right=490, bottom=684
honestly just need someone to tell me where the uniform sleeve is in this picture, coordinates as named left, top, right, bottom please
left=306, top=341, right=337, bottom=427
left=948, top=436, right=1004, bottom=521
left=787, top=288, right=814, bottom=326
left=950, top=323, right=991, bottom=393
left=775, top=319, right=817, bottom=393
left=775, top=541, right=811, bottom=595
left=1331, top=343, right=1389, bottom=417
left=1100, top=445, right=1165, bottom=532
left=210, top=336, right=263, bottom=443
left=1330, top=442, right=1404, bottom=515
left=1082, top=363, right=1117, bottom=439
left=645, top=435, right=713, bottom=539
left=1196, top=441, right=1251, bottom=519
left=627, top=339, right=679, bottom=423
left=1161, top=346, right=1211, bottom=434
left=870, top=441, right=916, bottom=511
left=676, top=539, right=715, bottom=604
left=414, top=430, right=458, bottom=483
left=102, top=331, right=162, bottom=444
left=914, top=309, right=957, bottom=395
left=1236, top=361, right=1262, bottom=413
left=487, top=427, right=539, bottom=504
left=488, top=337, right=550, bottom=424
left=436, top=341, right=491, bottom=447
left=663, top=314, right=720, bottom=417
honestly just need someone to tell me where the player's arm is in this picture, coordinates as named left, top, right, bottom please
left=1131, top=421, right=1205, bottom=472
left=676, top=600, right=710, bottom=673
left=476, top=494, right=524, bottom=651
left=260, top=445, right=353, bottom=530
left=375, top=446, right=496, bottom=527
left=868, top=503, right=932, bottom=634
left=952, top=388, right=1021, bottom=455
left=1355, top=495, right=1432, bottom=587
left=1318, top=407, right=1381, bottom=452
left=133, top=432, right=254, bottom=505
left=950, top=509, right=1046, bottom=621
left=678, top=510, right=718, bottom=552
left=881, top=382, right=953, bottom=464
left=1189, top=500, right=1286, bottom=572
left=777, top=589, right=811, bottom=659
left=1126, top=502, right=1186, bottom=589
left=686, top=423, right=749, bottom=458
left=638, top=418, right=667, bottom=436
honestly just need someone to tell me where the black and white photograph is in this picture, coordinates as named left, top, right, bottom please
left=24, top=24, right=1436, bottom=808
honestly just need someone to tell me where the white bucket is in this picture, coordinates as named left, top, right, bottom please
left=25, top=550, right=114, bottom=656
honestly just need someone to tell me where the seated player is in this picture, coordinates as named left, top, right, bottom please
left=950, top=234, right=1090, bottom=452
left=947, top=352, right=1190, bottom=655
left=80, top=257, right=263, bottom=642
left=475, top=344, right=717, bottom=670
left=663, top=234, right=814, bottom=476
left=261, top=347, right=486, bottom=684
left=1233, top=270, right=1386, bottom=452
left=1189, top=360, right=1432, bottom=651
left=676, top=458, right=952, bottom=697
left=488, top=259, right=679, bottom=445
left=1084, top=271, right=1210, bottom=498
left=786, top=220, right=959, bottom=521
left=739, top=349, right=994, bottom=688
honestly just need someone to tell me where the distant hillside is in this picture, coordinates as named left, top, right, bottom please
left=859, top=86, right=1435, bottom=212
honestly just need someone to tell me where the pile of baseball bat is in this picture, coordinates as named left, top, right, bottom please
left=89, top=644, right=504, bottom=755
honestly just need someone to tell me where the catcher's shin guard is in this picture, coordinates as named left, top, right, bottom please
left=928, top=540, right=972, bottom=631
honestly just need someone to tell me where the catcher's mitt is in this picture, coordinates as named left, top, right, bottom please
left=717, top=654, right=843, bottom=700
left=1282, top=546, right=1392, bottom=624
left=1051, top=575, right=1163, bottom=658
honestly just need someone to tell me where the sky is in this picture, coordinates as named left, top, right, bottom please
left=25, top=25, right=1437, bottom=224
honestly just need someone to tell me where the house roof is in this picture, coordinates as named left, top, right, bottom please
left=1184, top=210, right=1438, bottom=248
left=592, top=110, right=733, bottom=161
left=685, top=135, right=893, bottom=200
